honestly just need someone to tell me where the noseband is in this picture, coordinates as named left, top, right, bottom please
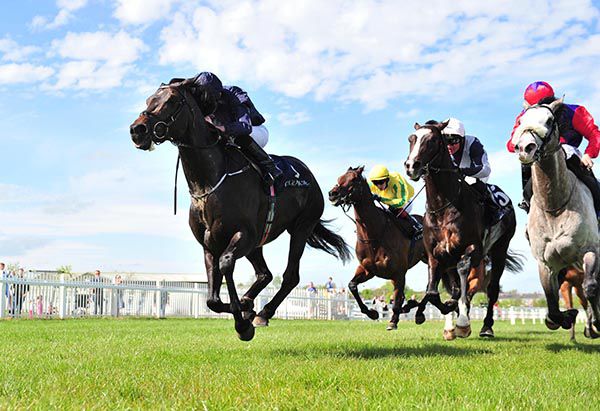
left=522, top=104, right=561, bottom=162
left=141, top=85, right=187, bottom=144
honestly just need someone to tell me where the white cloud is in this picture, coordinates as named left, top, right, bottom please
left=0, top=38, right=40, bottom=62
left=158, top=0, right=600, bottom=109
left=0, top=63, right=54, bottom=85
left=277, top=111, right=311, bottom=126
left=396, top=108, right=420, bottom=119
left=30, top=0, right=88, bottom=30
left=113, top=0, right=176, bottom=25
left=46, top=31, right=147, bottom=90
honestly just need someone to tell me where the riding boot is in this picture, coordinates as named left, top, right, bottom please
left=236, top=135, right=283, bottom=186
left=394, top=209, right=422, bottom=239
left=566, top=155, right=600, bottom=218
left=519, top=164, right=532, bottom=213
left=408, top=214, right=423, bottom=238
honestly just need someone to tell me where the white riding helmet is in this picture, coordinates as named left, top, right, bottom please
left=442, top=117, right=465, bottom=137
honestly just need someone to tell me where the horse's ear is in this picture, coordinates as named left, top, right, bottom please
left=522, top=100, right=531, bottom=110
left=357, top=165, right=364, bottom=174
left=439, top=119, right=449, bottom=131
left=549, top=95, right=564, bottom=112
left=414, top=122, right=421, bottom=130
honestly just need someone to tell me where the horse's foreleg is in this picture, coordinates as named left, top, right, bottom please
left=481, top=243, right=509, bottom=338
left=388, top=277, right=406, bottom=330
left=540, top=264, right=577, bottom=330
left=240, top=248, right=273, bottom=317
left=348, top=266, right=378, bottom=320
left=416, top=258, right=441, bottom=324
left=455, top=251, right=474, bottom=338
left=560, top=277, right=576, bottom=341
left=255, top=230, right=310, bottom=326
left=204, top=249, right=231, bottom=314
left=219, top=231, right=255, bottom=341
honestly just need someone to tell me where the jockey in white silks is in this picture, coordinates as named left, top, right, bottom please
left=439, top=118, right=504, bottom=224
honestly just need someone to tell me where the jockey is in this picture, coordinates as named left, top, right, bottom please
left=440, top=118, right=504, bottom=224
left=368, top=165, right=422, bottom=237
left=507, top=81, right=600, bottom=215
left=190, top=72, right=282, bottom=184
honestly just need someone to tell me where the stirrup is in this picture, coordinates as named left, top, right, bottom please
left=518, top=199, right=530, bottom=213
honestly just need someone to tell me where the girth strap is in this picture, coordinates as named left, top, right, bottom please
left=258, top=185, right=276, bottom=247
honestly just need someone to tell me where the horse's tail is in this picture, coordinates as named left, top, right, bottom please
left=505, top=249, right=525, bottom=273
left=307, top=219, right=352, bottom=263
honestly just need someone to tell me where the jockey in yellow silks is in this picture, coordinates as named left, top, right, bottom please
left=368, top=165, right=422, bottom=237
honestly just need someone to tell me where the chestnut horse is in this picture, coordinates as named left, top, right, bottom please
left=404, top=121, right=523, bottom=339
left=130, top=81, right=350, bottom=340
left=328, top=166, right=426, bottom=330
left=559, top=268, right=588, bottom=341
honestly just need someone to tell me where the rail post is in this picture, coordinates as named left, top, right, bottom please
left=0, top=278, right=6, bottom=319
left=59, top=274, right=67, bottom=319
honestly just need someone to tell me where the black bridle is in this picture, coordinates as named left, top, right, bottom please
left=141, top=85, right=223, bottom=150
left=519, top=104, right=561, bottom=162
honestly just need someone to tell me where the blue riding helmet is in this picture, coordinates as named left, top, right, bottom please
left=193, top=72, right=223, bottom=99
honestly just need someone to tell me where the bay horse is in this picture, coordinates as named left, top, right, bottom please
left=404, top=121, right=523, bottom=339
left=511, top=98, right=600, bottom=338
left=130, top=80, right=350, bottom=340
left=559, top=268, right=588, bottom=341
left=328, top=166, right=426, bottom=330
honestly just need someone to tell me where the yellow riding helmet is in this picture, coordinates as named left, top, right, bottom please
left=369, top=165, right=390, bottom=181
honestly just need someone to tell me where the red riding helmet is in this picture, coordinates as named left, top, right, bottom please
left=524, top=81, right=555, bottom=105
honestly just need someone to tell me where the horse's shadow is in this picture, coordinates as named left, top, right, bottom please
left=545, top=342, right=600, bottom=353
left=273, top=343, right=492, bottom=359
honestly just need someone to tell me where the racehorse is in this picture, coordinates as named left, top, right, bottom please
left=511, top=98, right=600, bottom=338
left=404, top=121, right=523, bottom=339
left=129, top=80, right=350, bottom=340
left=559, top=268, right=588, bottom=341
left=328, top=166, right=426, bottom=330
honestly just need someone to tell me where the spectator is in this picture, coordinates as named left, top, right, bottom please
left=306, top=281, right=317, bottom=296
left=0, top=262, right=10, bottom=309
left=12, top=268, right=29, bottom=317
left=114, top=274, right=125, bottom=314
left=91, top=270, right=104, bottom=315
left=325, top=277, right=336, bottom=293
left=36, top=295, right=44, bottom=318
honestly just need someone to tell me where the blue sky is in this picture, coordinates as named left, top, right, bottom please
left=2, top=0, right=600, bottom=292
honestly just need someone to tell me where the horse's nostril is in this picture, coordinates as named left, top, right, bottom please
left=524, top=143, right=536, bottom=154
left=130, top=124, right=147, bottom=136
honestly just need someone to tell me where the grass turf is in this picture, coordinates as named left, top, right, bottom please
left=0, top=318, right=599, bottom=410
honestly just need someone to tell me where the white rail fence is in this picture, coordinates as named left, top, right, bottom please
left=0, top=274, right=587, bottom=324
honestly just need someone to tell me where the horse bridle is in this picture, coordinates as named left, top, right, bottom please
left=521, top=104, right=561, bottom=162
left=141, top=85, right=223, bottom=150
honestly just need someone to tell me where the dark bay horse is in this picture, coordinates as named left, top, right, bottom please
left=130, top=80, right=350, bottom=340
left=404, top=121, right=523, bottom=339
left=559, top=268, right=588, bottom=341
left=328, top=166, right=426, bottom=330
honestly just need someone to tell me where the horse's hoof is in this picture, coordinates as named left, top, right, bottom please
left=455, top=324, right=472, bottom=338
left=237, top=324, right=255, bottom=341
left=415, top=313, right=426, bottom=325
left=252, top=316, right=269, bottom=327
left=584, top=326, right=600, bottom=339
left=562, top=309, right=579, bottom=330
left=242, top=310, right=256, bottom=321
left=366, top=309, right=379, bottom=320
left=386, top=322, right=398, bottom=331
left=443, top=329, right=456, bottom=341
left=545, top=316, right=560, bottom=331
left=479, top=326, right=495, bottom=338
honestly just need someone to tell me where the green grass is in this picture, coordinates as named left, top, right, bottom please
left=0, top=318, right=599, bottom=410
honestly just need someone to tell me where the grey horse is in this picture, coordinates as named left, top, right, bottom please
left=511, top=98, right=600, bottom=338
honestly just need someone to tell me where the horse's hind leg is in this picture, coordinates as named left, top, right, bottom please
left=240, top=248, right=273, bottom=320
left=480, top=241, right=509, bottom=338
left=254, top=228, right=312, bottom=326
left=387, top=277, right=406, bottom=330
left=348, top=266, right=378, bottom=320
left=219, top=231, right=255, bottom=341
left=582, top=251, right=600, bottom=338
left=559, top=278, right=576, bottom=341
